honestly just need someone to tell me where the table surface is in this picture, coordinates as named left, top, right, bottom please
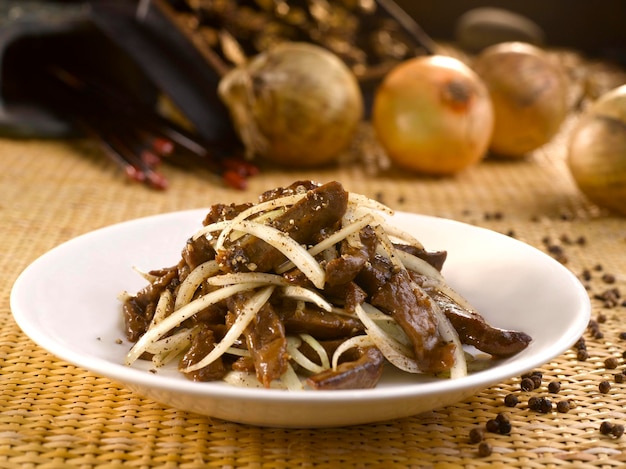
left=3, top=73, right=626, bottom=466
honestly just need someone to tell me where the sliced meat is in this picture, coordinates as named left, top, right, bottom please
left=325, top=225, right=378, bottom=287
left=278, top=303, right=363, bottom=339
left=227, top=292, right=288, bottom=387
left=306, top=346, right=385, bottom=390
left=217, top=181, right=349, bottom=273
left=180, top=324, right=228, bottom=382
left=371, top=269, right=455, bottom=373
left=433, top=291, right=532, bottom=357
left=122, top=264, right=179, bottom=341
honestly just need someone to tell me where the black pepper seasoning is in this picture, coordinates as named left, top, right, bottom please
left=599, top=380, right=611, bottom=394
left=469, top=427, right=484, bottom=444
left=520, top=377, right=535, bottom=392
left=504, top=394, right=519, bottom=407
left=478, top=442, right=492, bottom=457
left=548, top=381, right=561, bottom=393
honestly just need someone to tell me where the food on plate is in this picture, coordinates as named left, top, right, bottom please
left=120, top=181, right=531, bottom=390
left=372, top=55, right=494, bottom=176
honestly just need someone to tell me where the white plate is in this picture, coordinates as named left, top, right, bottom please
left=10, top=210, right=590, bottom=428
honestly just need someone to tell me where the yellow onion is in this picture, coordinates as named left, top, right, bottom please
left=372, top=55, right=494, bottom=176
left=567, top=85, right=626, bottom=216
left=218, top=42, right=363, bottom=167
left=472, top=42, right=568, bottom=157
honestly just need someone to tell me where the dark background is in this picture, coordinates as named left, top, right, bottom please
left=397, top=1, right=626, bottom=62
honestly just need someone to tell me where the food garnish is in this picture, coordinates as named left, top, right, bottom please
left=120, top=181, right=531, bottom=390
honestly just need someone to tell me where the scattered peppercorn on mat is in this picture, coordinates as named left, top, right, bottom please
left=3, top=67, right=626, bottom=468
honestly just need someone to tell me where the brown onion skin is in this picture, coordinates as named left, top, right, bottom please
left=473, top=42, right=568, bottom=158
left=372, top=55, right=494, bottom=176
left=567, top=85, right=626, bottom=216
left=218, top=42, right=363, bottom=167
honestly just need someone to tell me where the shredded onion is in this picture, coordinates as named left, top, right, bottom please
left=280, top=286, right=332, bottom=311
left=126, top=283, right=263, bottom=366
left=213, top=193, right=307, bottom=251
left=174, top=260, right=220, bottom=310
left=226, top=220, right=326, bottom=288
left=286, top=336, right=326, bottom=374
left=331, top=335, right=374, bottom=371
left=355, top=303, right=421, bottom=373
left=181, top=286, right=275, bottom=373
left=299, top=333, right=330, bottom=370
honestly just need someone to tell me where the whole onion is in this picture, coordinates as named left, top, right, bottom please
left=218, top=42, right=363, bottom=167
left=372, top=55, right=494, bottom=176
left=472, top=42, right=568, bottom=157
left=567, top=85, right=626, bottom=216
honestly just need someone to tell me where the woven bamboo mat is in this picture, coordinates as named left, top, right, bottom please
left=2, top=112, right=626, bottom=468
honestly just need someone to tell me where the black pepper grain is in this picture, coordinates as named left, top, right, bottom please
left=602, top=273, right=616, bottom=284
left=604, top=357, right=620, bottom=369
left=611, top=424, right=625, bottom=438
left=556, top=400, right=570, bottom=413
left=539, top=397, right=553, bottom=413
left=495, top=413, right=512, bottom=435
left=548, top=381, right=561, bottom=393
left=469, top=427, right=484, bottom=444
left=520, top=377, right=535, bottom=392
left=614, top=373, right=625, bottom=384
left=486, top=419, right=500, bottom=433
left=504, top=394, right=519, bottom=407
left=599, top=380, right=611, bottom=393
left=577, top=349, right=589, bottom=361
left=478, top=442, right=492, bottom=457
left=529, top=396, right=553, bottom=413
left=600, top=421, right=614, bottom=435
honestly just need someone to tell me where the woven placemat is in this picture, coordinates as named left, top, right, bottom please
left=3, top=111, right=626, bottom=466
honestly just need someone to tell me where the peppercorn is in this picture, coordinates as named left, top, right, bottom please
left=504, top=394, right=519, bottom=407
left=548, top=381, right=561, bottom=393
left=577, top=349, right=589, bottom=361
left=497, top=420, right=512, bottom=435
left=528, top=396, right=552, bottom=413
left=520, top=377, right=535, bottom=391
left=539, top=397, right=553, bottom=413
left=602, top=273, right=616, bottom=284
left=599, top=380, right=611, bottom=393
left=614, top=373, right=625, bottom=384
left=469, top=427, right=484, bottom=444
left=478, top=442, right=492, bottom=457
left=597, top=313, right=607, bottom=323
left=600, top=421, right=615, bottom=435
left=611, top=424, right=625, bottom=438
left=486, top=419, right=500, bottom=433
left=604, top=357, right=619, bottom=369
left=619, top=332, right=626, bottom=341
left=530, top=374, right=542, bottom=389
left=556, top=400, right=570, bottom=413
